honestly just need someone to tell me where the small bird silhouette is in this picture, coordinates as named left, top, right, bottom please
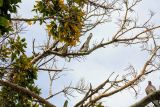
left=80, top=33, right=92, bottom=52
left=60, top=44, right=68, bottom=54
left=145, top=81, right=160, bottom=107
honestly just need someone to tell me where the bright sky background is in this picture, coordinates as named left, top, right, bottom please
left=18, top=0, right=160, bottom=107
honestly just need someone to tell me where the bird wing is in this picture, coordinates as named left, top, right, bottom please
left=152, top=100, right=160, bottom=107
left=61, top=44, right=68, bottom=54
left=145, top=85, right=160, bottom=107
left=80, top=34, right=92, bottom=52
left=145, top=85, right=156, bottom=95
left=152, top=85, right=156, bottom=91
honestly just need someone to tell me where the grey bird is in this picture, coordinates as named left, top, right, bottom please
left=80, top=33, right=92, bottom=52
left=60, top=44, right=68, bottom=54
left=145, top=81, right=160, bottom=107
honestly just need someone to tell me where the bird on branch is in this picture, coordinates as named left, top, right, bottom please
left=145, top=81, right=160, bottom=107
left=80, top=33, right=93, bottom=52
left=60, top=44, right=68, bottom=54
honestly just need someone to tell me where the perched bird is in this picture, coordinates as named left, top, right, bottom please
left=145, top=81, right=160, bottom=107
left=80, top=33, right=92, bottom=52
left=60, top=44, right=68, bottom=54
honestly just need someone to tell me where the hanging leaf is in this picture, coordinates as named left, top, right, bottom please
left=0, top=17, right=10, bottom=28
left=63, top=100, right=68, bottom=107
left=26, top=21, right=33, bottom=25
left=0, top=0, right=3, bottom=7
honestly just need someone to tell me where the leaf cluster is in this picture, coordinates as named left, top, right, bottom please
left=33, top=0, right=87, bottom=45
left=0, top=0, right=21, bottom=35
left=0, top=36, right=40, bottom=106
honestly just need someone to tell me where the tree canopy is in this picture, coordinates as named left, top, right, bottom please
left=0, top=0, right=160, bottom=107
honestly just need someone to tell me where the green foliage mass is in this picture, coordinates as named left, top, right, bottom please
left=0, top=0, right=88, bottom=106
left=0, top=0, right=41, bottom=106
left=33, top=0, right=87, bottom=45
left=0, top=0, right=21, bottom=36
left=0, top=35, right=41, bottom=106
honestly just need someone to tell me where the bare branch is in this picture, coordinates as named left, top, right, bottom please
left=11, top=16, right=55, bottom=22
left=75, top=46, right=160, bottom=107
left=38, top=68, right=62, bottom=72
left=31, top=41, right=59, bottom=64
left=0, top=80, right=56, bottom=107
left=130, top=90, right=160, bottom=107
left=74, top=72, right=114, bottom=107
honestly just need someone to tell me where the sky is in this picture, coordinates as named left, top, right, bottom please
left=17, top=0, right=160, bottom=107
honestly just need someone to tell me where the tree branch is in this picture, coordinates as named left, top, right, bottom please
left=0, top=80, right=56, bottom=107
left=74, top=72, right=114, bottom=107
left=31, top=41, right=59, bottom=64
left=11, top=16, right=55, bottom=22
left=130, top=90, right=160, bottom=107
left=76, top=46, right=160, bottom=107
left=38, top=68, right=62, bottom=72
left=88, top=0, right=115, bottom=10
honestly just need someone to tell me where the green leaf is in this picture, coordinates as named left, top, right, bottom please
left=63, top=100, right=68, bottom=107
left=21, top=38, right=26, bottom=42
left=0, top=0, right=3, bottom=7
left=11, top=53, right=16, bottom=61
left=96, top=102, right=104, bottom=107
left=0, top=17, right=10, bottom=28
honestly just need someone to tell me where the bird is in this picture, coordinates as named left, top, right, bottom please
left=60, top=44, right=68, bottom=54
left=80, top=33, right=92, bottom=52
left=145, top=81, right=160, bottom=107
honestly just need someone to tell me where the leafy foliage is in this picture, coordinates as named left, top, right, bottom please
left=0, top=36, right=41, bottom=107
left=33, top=0, right=87, bottom=45
left=0, top=0, right=160, bottom=107
left=0, top=0, right=88, bottom=106
left=0, top=0, right=21, bottom=36
left=0, top=3, right=40, bottom=105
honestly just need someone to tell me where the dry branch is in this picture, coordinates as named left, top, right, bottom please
left=130, top=90, right=160, bottom=107
left=0, top=80, right=56, bottom=107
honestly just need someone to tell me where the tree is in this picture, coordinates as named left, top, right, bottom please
left=0, top=0, right=160, bottom=107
